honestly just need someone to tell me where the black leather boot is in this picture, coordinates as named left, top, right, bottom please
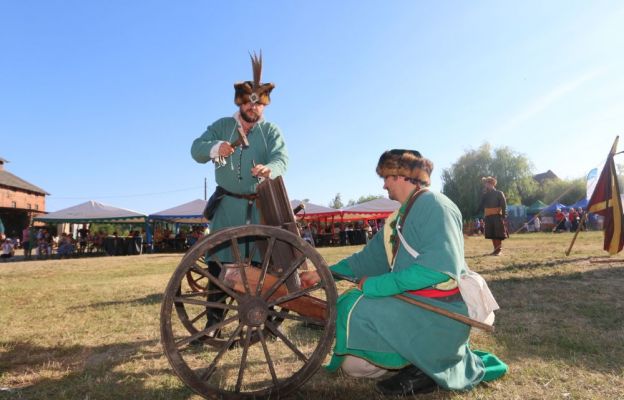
left=375, top=365, right=437, bottom=396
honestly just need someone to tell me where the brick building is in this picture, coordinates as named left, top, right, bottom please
left=0, top=157, right=48, bottom=237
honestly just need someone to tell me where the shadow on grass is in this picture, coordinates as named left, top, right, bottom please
left=0, top=339, right=195, bottom=400
left=488, top=264, right=624, bottom=375
left=68, top=292, right=164, bottom=310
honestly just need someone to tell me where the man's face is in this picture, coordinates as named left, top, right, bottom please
left=383, top=175, right=400, bottom=201
left=239, top=101, right=265, bottom=123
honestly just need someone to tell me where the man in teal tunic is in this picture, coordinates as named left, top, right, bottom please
left=190, top=52, right=288, bottom=336
left=301, top=150, right=507, bottom=396
left=191, top=52, right=288, bottom=232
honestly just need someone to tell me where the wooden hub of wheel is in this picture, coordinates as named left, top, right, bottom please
left=239, top=296, right=269, bottom=327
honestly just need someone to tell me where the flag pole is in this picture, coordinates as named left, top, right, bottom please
left=565, top=212, right=587, bottom=256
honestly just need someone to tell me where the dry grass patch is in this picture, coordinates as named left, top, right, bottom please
left=1, top=232, right=623, bottom=399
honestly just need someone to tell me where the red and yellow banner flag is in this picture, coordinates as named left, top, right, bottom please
left=587, top=136, right=624, bottom=254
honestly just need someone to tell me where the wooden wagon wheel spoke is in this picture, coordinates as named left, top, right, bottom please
left=255, top=237, right=276, bottom=296
left=173, top=296, right=238, bottom=310
left=262, top=253, right=307, bottom=301
left=208, top=253, right=225, bottom=268
left=199, top=324, right=244, bottom=381
left=264, top=320, right=308, bottom=362
left=267, top=282, right=323, bottom=308
left=235, top=326, right=254, bottom=393
left=189, top=263, right=241, bottom=301
left=267, top=310, right=325, bottom=326
left=257, top=327, right=279, bottom=386
left=175, top=315, right=239, bottom=349
left=230, top=238, right=252, bottom=295
left=178, top=289, right=225, bottom=298
left=189, top=308, right=208, bottom=324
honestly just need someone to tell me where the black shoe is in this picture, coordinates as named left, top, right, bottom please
left=375, top=365, right=437, bottom=396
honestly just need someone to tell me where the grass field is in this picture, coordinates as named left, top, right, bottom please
left=1, top=231, right=623, bottom=399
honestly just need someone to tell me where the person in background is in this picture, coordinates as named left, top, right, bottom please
left=554, top=209, right=567, bottom=232
left=22, top=225, right=32, bottom=260
left=533, top=215, right=541, bottom=232
left=302, top=225, right=315, bottom=246
left=1, top=238, right=15, bottom=260
left=477, top=177, right=508, bottom=255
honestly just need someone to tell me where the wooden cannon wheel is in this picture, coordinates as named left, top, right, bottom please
left=160, top=225, right=338, bottom=399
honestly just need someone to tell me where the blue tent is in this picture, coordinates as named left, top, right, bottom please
left=569, top=198, right=588, bottom=210
left=542, top=202, right=568, bottom=214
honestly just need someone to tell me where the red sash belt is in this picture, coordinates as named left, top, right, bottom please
left=407, top=287, right=460, bottom=298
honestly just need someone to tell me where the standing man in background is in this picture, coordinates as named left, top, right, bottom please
left=190, top=52, right=288, bottom=339
left=478, top=176, right=508, bottom=255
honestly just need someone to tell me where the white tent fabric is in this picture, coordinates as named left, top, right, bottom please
left=34, top=200, right=147, bottom=223
left=340, top=197, right=400, bottom=220
left=290, top=200, right=341, bottom=219
left=149, top=199, right=208, bottom=224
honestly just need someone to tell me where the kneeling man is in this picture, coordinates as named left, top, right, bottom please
left=301, top=149, right=508, bottom=396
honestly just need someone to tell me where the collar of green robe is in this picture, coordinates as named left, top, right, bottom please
left=390, top=187, right=428, bottom=258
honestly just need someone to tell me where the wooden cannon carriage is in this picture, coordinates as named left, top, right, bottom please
left=160, top=177, right=338, bottom=399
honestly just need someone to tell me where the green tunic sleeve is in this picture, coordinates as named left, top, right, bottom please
left=328, top=259, right=355, bottom=279
left=361, top=263, right=449, bottom=298
left=342, top=227, right=391, bottom=278
left=191, top=118, right=234, bottom=164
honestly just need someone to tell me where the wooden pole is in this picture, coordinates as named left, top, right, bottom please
left=565, top=213, right=588, bottom=256
left=332, top=272, right=494, bottom=332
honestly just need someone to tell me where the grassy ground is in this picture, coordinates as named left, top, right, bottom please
left=1, top=231, right=623, bottom=399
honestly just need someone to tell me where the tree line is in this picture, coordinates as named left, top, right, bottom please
left=441, top=143, right=585, bottom=219
left=327, top=143, right=592, bottom=219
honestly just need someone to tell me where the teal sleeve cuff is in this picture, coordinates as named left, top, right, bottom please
left=329, top=259, right=355, bottom=280
left=362, top=264, right=449, bottom=298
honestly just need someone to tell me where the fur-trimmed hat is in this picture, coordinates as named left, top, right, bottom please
left=376, top=149, right=433, bottom=185
left=234, top=51, right=275, bottom=106
left=481, top=176, right=497, bottom=186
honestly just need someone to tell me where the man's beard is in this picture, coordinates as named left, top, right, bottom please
left=240, top=108, right=261, bottom=123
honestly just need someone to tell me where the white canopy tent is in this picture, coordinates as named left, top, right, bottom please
left=289, top=199, right=341, bottom=220
left=149, top=199, right=208, bottom=225
left=34, top=200, right=147, bottom=224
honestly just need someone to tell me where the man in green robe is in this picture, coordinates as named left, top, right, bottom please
left=190, top=52, right=288, bottom=337
left=301, top=149, right=507, bottom=396
left=191, top=52, right=288, bottom=233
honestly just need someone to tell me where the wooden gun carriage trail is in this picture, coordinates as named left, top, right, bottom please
left=159, top=177, right=490, bottom=400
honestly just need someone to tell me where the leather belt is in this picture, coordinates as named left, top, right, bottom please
left=484, top=207, right=502, bottom=217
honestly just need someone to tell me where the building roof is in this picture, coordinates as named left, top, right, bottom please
left=0, top=170, right=49, bottom=195
left=533, top=170, right=559, bottom=184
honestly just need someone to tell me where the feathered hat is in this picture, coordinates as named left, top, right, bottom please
left=376, top=149, right=433, bottom=185
left=234, top=51, right=275, bottom=106
left=481, top=176, right=497, bottom=185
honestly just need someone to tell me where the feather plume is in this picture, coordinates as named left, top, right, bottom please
left=250, top=50, right=263, bottom=89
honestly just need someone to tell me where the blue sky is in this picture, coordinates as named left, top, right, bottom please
left=2, top=1, right=623, bottom=213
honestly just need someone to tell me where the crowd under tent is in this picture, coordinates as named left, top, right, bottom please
left=33, top=200, right=148, bottom=255
left=289, top=200, right=341, bottom=221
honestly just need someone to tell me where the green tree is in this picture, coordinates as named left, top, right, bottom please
left=442, top=143, right=536, bottom=218
left=540, top=178, right=586, bottom=205
left=328, top=193, right=344, bottom=209
left=346, top=194, right=384, bottom=207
